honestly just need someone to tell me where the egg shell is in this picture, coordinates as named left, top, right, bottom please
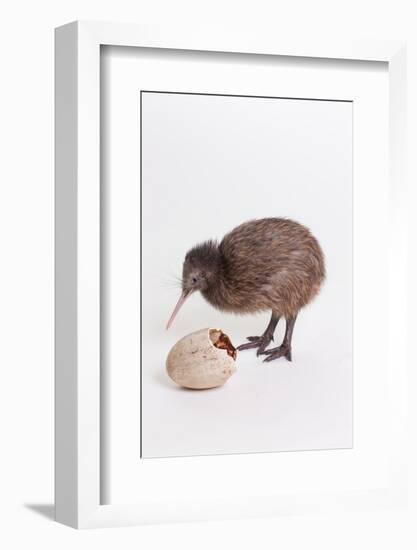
left=166, top=328, right=237, bottom=389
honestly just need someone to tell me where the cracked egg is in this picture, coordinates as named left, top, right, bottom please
left=166, top=328, right=237, bottom=389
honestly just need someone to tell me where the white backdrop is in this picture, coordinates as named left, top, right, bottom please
left=1, top=0, right=416, bottom=548
left=141, top=91, right=353, bottom=458
left=101, top=43, right=393, bottom=510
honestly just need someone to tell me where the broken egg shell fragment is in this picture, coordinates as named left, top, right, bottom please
left=166, top=328, right=237, bottom=390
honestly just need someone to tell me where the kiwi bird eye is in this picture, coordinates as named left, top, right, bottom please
left=192, top=276, right=198, bottom=284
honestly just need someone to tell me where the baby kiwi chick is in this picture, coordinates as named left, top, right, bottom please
left=166, top=218, right=325, bottom=362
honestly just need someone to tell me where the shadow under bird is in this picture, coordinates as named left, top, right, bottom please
left=166, top=218, right=325, bottom=362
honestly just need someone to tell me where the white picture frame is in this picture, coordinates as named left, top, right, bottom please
left=55, top=21, right=407, bottom=528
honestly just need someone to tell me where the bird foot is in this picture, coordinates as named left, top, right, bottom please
left=260, top=344, right=292, bottom=363
left=236, top=334, right=274, bottom=356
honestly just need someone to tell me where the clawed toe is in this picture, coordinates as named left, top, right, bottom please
left=237, top=336, right=292, bottom=362
left=237, top=334, right=273, bottom=353
left=256, top=341, right=271, bottom=356
left=260, top=347, right=274, bottom=355
left=236, top=341, right=262, bottom=351
left=262, top=345, right=292, bottom=363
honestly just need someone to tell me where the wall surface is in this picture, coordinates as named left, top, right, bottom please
left=0, top=0, right=416, bottom=547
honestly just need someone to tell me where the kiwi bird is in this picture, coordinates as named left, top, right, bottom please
left=166, top=218, right=325, bottom=362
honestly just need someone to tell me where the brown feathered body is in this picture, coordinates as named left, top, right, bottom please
left=192, top=218, right=325, bottom=317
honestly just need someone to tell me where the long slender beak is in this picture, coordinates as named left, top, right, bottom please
left=166, top=290, right=193, bottom=330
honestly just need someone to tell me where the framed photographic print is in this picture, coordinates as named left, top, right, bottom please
left=55, top=21, right=407, bottom=528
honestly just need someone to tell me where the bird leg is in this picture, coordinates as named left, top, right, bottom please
left=236, top=312, right=280, bottom=356
left=260, top=315, right=297, bottom=362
